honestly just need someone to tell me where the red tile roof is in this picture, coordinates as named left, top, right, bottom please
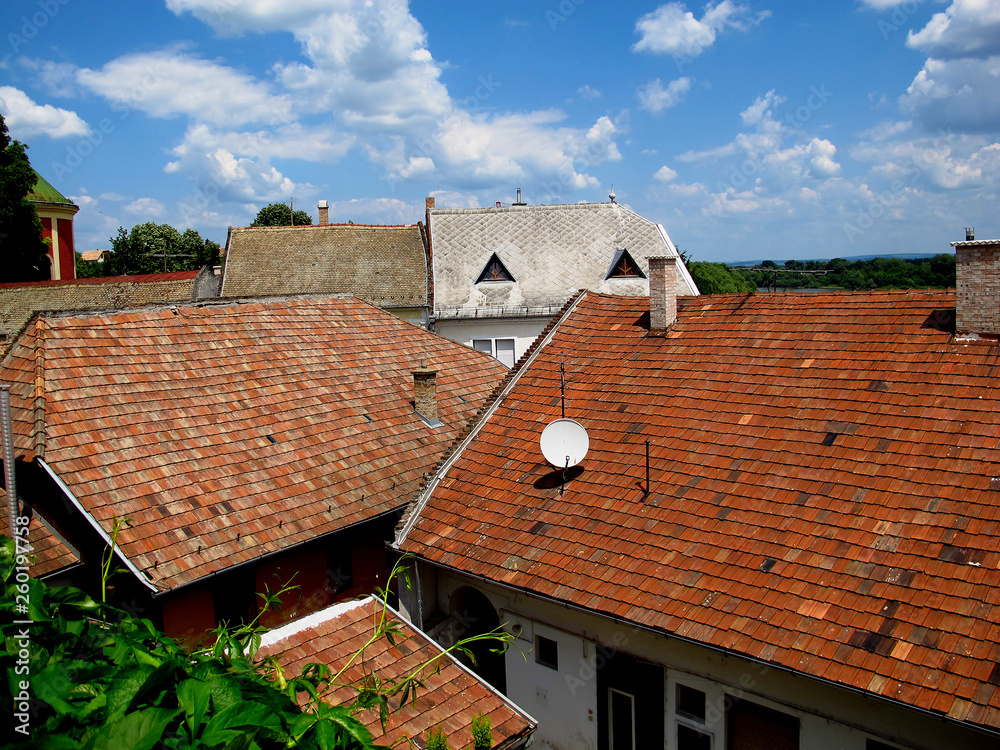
left=257, top=596, right=535, bottom=748
left=0, top=295, right=507, bottom=592
left=399, top=290, right=1000, bottom=731
left=5, top=490, right=81, bottom=578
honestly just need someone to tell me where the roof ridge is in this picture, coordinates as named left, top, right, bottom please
left=0, top=271, right=199, bottom=289
left=31, top=318, right=46, bottom=460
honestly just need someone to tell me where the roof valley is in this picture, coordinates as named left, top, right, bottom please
left=32, top=318, right=46, bottom=460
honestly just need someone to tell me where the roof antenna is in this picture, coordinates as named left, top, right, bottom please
left=560, top=356, right=566, bottom=419
left=644, top=439, right=650, bottom=501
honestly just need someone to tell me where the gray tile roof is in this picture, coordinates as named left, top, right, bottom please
left=429, top=202, right=698, bottom=318
left=0, top=272, right=199, bottom=345
left=221, top=224, right=430, bottom=308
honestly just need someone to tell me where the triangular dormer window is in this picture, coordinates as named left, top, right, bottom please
left=606, top=248, right=646, bottom=279
left=476, top=253, right=515, bottom=283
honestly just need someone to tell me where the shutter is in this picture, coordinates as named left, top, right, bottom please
left=727, top=699, right=799, bottom=750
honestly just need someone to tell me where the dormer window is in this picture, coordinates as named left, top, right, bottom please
left=606, top=248, right=646, bottom=280
left=476, top=253, right=515, bottom=283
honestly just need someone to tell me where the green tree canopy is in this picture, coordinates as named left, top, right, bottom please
left=107, top=223, right=220, bottom=276
left=251, top=203, right=312, bottom=227
left=0, top=113, right=50, bottom=282
left=688, top=261, right=757, bottom=295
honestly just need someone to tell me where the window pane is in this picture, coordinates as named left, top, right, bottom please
left=609, top=689, right=635, bottom=750
left=678, top=724, right=712, bottom=750
left=472, top=339, right=493, bottom=355
left=677, top=683, right=706, bottom=722
left=535, top=635, right=558, bottom=670
left=495, top=338, right=515, bottom=367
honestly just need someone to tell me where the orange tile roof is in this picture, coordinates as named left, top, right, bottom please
left=5, top=490, right=81, bottom=578
left=257, top=596, right=535, bottom=747
left=0, top=295, right=507, bottom=592
left=399, top=290, right=1000, bottom=732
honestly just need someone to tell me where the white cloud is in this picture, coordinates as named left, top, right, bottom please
left=0, top=86, right=90, bottom=138
left=851, top=132, right=999, bottom=190
left=125, top=198, right=167, bottom=218
left=857, top=0, right=917, bottom=9
left=637, top=77, right=692, bottom=113
left=164, top=124, right=305, bottom=203
left=907, top=0, right=1000, bottom=60
left=76, top=49, right=291, bottom=127
left=633, top=1, right=770, bottom=58
left=577, top=85, right=603, bottom=100
left=654, top=165, right=678, bottom=182
left=899, top=55, right=1000, bottom=132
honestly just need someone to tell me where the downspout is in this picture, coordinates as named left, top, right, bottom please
left=0, top=386, right=17, bottom=536
left=37, top=458, right=158, bottom=594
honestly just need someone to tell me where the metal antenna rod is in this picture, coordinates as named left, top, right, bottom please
left=645, top=439, right=650, bottom=499
left=560, top=357, right=566, bottom=419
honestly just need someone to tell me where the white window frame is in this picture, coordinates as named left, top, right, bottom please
left=471, top=337, right=516, bottom=367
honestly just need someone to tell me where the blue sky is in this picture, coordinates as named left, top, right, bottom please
left=2, top=0, right=998, bottom=263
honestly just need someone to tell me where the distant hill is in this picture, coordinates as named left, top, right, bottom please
left=726, top=252, right=952, bottom=267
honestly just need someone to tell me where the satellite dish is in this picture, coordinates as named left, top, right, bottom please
left=540, top=418, right=589, bottom=468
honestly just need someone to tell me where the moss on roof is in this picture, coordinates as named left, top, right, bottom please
left=28, top=170, right=75, bottom=206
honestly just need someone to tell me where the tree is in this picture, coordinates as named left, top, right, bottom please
left=107, top=223, right=220, bottom=276
left=689, top=261, right=757, bottom=295
left=0, top=113, right=50, bottom=282
left=252, top=203, right=312, bottom=227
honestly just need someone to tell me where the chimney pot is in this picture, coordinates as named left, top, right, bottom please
left=966, top=227, right=975, bottom=241
left=648, top=256, right=678, bottom=331
left=318, top=200, right=329, bottom=225
left=412, top=361, right=441, bottom=426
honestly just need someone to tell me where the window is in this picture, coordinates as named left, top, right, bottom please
left=676, top=683, right=712, bottom=750
left=475, top=253, right=515, bottom=283
left=606, top=248, right=646, bottom=280
left=535, top=634, right=559, bottom=670
left=609, top=688, right=636, bottom=750
left=472, top=338, right=515, bottom=367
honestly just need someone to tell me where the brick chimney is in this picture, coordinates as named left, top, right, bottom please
left=648, top=256, right=678, bottom=330
left=318, top=200, right=329, bottom=225
left=412, top=359, right=441, bottom=426
left=952, top=236, right=1000, bottom=337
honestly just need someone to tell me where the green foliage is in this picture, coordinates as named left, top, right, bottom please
left=0, top=535, right=378, bottom=748
left=470, top=713, right=491, bottom=748
left=425, top=726, right=449, bottom=750
left=75, top=254, right=105, bottom=279
left=106, top=223, right=220, bottom=276
left=251, top=203, right=312, bottom=227
left=688, top=261, right=756, bottom=295
left=737, top=255, right=956, bottom=292
left=0, top=113, right=50, bottom=282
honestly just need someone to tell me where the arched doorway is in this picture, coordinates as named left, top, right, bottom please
left=447, top=586, right=507, bottom=694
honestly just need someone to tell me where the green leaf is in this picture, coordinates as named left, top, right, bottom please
left=200, top=701, right=283, bottom=746
left=177, top=678, right=211, bottom=738
left=31, top=663, right=77, bottom=714
left=91, top=707, right=180, bottom=750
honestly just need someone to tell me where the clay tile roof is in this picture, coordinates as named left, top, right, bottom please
left=5, top=492, right=81, bottom=578
left=257, top=596, right=535, bottom=748
left=0, top=295, right=507, bottom=593
left=221, top=224, right=430, bottom=308
left=429, top=202, right=698, bottom=317
left=0, top=271, right=199, bottom=344
left=399, top=289, right=1000, bottom=732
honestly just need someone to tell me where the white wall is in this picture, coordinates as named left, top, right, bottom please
left=434, top=317, right=549, bottom=366
left=420, top=565, right=1000, bottom=750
